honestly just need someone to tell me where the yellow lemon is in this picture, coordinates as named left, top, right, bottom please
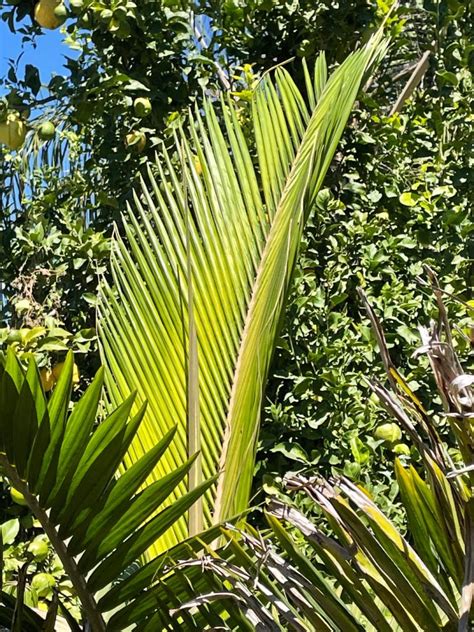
left=0, top=113, right=27, bottom=150
left=10, top=487, right=28, bottom=507
left=52, top=361, right=80, bottom=384
left=34, top=0, right=63, bottom=29
left=125, top=131, right=146, bottom=153
left=40, top=367, right=56, bottom=392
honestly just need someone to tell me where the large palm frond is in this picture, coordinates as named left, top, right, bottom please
left=98, top=35, right=387, bottom=552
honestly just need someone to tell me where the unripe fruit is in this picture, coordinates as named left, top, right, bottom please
left=134, top=97, right=152, bottom=118
left=374, top=423, right=402, bottom=444
left=70, top=0, right=84, bottom=13
left=31, top=573, right=56, bottom=598
left=125, top=131, right=146, bottom=153
left=38, top=121, right=56, bottom=140
left=392, top=443, right=410, bottom=456
left=28, top=536, right=49, bottom=561
left=40, top=367, right=56, bottom=392
left=10, top=487, right=28, bottom=507
left=344, top=462, right=361, bottom=479
left=52, top=361, right=80, bottom=384
left=53, top=2, right=68, bottom=23
left=298, top=39, right=315, bottom=57
left=0, top=113, right=27, bottom=150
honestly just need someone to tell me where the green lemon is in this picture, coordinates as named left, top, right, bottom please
left=53, top=2, right=68, bottom=24
left=133, top=97, right=152, bottom=118
left=38, top=121, right=56, bottom=140
left=70, top=0, right=84, bottom=13
left=31, top=573, right=56, bottom=598
left=125, top=131, right=146, bottom=153
left=392, top=443, right=410, bottom=456
left=28, top=536, right=50, bottom=561
left=374, top=423, right=402, bottom=443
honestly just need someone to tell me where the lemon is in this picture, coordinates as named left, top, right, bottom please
left=52, top=361, right=80, bottom=384
left=31, top=573, right=56, bottom=598
left=0, top=113, right=27, bottom=150
left=392, top=443, right=410, bottom=456
left=69, top=0, right=84, bottom=13
left=53, top=2, right=68, bottom=24
left=34, top=0, right=64, bottom=29
left=40, top=367, right=56, bottom=392
left=38, top=121, right=56, bottom=140
left=28, top=536, right=50, bottom=561
left=10, top=487, right=28, bottom=507
left=125, top=131, right=146, bottom=153
left=374, top=423, right=402, bottom=443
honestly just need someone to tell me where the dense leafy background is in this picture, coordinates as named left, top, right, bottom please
left=259, top=0, right=473, bottom=518
left=0, top=0, right=472, bottom=615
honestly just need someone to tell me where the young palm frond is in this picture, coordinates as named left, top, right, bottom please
left=98, top=34, right=387, bottom=553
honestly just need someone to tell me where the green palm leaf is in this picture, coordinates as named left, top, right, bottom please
left=0, top=349, right=217, bottom=630
left=98, top=35, right=387, bottom=552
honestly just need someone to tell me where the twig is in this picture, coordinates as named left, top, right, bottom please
left=390, top=50, right=431, bottom=115
left=193, top=24, right=231, bottom=91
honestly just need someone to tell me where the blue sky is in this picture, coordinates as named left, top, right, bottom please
left=0, top=20, right=71, bottom=96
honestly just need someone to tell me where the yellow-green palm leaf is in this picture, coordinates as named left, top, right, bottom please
left=98, top=36, right=386, bottom=553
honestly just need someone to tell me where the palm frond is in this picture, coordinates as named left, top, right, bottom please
left=0, top=349, right=216, bottom=630
left=98, top=35, right=387, bottom=553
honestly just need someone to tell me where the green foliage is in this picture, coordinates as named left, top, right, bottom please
left=0, top=482, right=81, bottom=619
left=0, top=1, right=472, bottom=625
left=0, top=349, right=216, bottom=629
left=168, top=285, right=474, bottom=630
left=203, top=0, right=376, bottom=64
left=0, top=0, right=386, bottom=341
left=1, top=129, right=110, bottom=326
left=1, top=0, right=207, bottom=342
left=1, top=0, right=217, bottom=206
left=258, top=0, right=473, bottom=515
